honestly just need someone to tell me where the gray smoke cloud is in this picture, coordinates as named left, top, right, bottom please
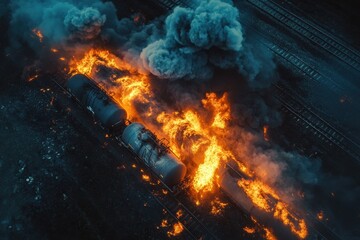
left=64, top=7, right=106, bottom=41
left=139, top=0, right=275, bottom=87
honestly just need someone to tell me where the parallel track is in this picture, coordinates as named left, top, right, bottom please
left=248, top=0, right=360, bottom=72
left=274, top=83, right=360, bottom=164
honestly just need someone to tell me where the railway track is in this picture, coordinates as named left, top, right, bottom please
left=49, top=72, right=218, bottom=240
left=239, top=13, right=360, bottom=165
left=153, top=0, right=194, bottom=10
left=274, top=83, right=360, bottom=164
left=248, top=0, right=360, bottom=72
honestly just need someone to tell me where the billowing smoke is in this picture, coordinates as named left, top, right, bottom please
left=140, top=0, right=275, bottom=87
left=64, top=7, right=106, bottom=41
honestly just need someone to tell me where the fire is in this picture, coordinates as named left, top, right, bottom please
left=317, top=211, right=324, bottom=220
left=201, top=92, right=230, bottom=129
left=68, top=48, right=309, bottom=239
left=243, top=226, right=256, bottom=234
left=69, top=49, right=152, bottom=119
left=264, top=228, right=277, bottom=240
left=274, top=202, right=307, bottom=239
left=167, top=222, right=184, bottom=237
left=142, top=174, right=150, bottom=181
left=210, top=197, right=228, bottom=215
left=28, top=74, right=39, bottom=82
left=238, top=179, right=308, bottom=239
left=176, top=209, right=183, bottom=219
left=263, top=125, right=270, bottom=142
left=32, top=28, right=43, bottom=42
left=51, top=48, right=59, bottom=53
left=193, top=137, right=231, bottom=193
left=238, top=179, right=279, bottom=212
left=161, top=219, right=168, bottom=228
left=156, top=93, right=235, bottom=195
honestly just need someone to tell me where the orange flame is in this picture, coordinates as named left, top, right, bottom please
left=167, top=222, right=184, bottom=237
left=210, top=197, right=228, bottom=215
left=238, top=179, right=307, bottom=239
left=32, top=28, right=43, bottom=42
left=263, top=125, right=270, bottom=142
left=68, top=48, right=309, bottom=239
left=243, top=226, right=256, bottom=234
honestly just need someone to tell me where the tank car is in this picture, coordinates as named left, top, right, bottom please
left=66, top=74, right=127, bottom=131
left=122, top=123, right=187, bottom=186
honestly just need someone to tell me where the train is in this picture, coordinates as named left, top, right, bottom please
left=66, top=74, right=187, bottom=187
left=66, top=74, right=332, bottom=240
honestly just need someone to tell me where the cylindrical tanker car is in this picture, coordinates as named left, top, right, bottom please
left=122, top=123, right=186, bottom=186
left=67, top=74, right=127, bottom=131
left=66, top=74, right=186, bottom=187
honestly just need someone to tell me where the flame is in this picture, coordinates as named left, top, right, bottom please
left=28, top=74, right=39, bottom=82
left=238, top=179, right=307, bottom=239
left=167, top=222, right=184, bottom=237
left=69, top=49, right=152, bottom=119
left=176, top=209, right=183, bottom=219
left=317, top=211, right=324, bottom=220
left=142, top=174, right=150, bottom=181
left=210, top=197, right=228, bottom=215
left=161, top=219, right=168, bottom=228
left=263, top=125, right=270, bottom=142
left=201, top=92, right=230, bottom=129
left=68, top=48, right=309, bottom=239
left=243, top=226, right=256, bottom=234
left=264, top=227, right=277, bottom=240
left=32, top=28, right=43, bottom=42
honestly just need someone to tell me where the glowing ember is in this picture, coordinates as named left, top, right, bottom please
left=317, top=211, right=323, bottom=220
left=167, top=222, right=184, bottom=237
left=264, top=227, right=277, bottom=240
left=32, top=28, right=43, bottom=42
left=51, top=48, right=59, bottom=53
left=161, top=219, right=168, bottom=228
left=210, top=197, right=228, bottom=215
left=142, top=174, right=150, bottom=181
left=243, top=226, right=256, bottom=234
left=263, top=125, right=270, bottom=142
left=176, top=209, right=183, bottom=219
left=28, top=74, right=39, bottom=82
left=59, top=57, right=66, bottom=61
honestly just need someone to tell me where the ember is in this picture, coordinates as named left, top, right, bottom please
left=167, top=222, right=184, bottom=237
left=32, top=28, right=43, bottom=42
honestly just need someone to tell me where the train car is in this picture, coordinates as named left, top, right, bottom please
left=66, top=74, right=127, bottom=131
left=122, top=123, right=187, bottom=187
left=66, top=74, right=186, bottom=187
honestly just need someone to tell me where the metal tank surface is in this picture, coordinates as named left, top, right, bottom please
left=66, top=74, right=127, bottom=130
left=122, top=123, right=187, bottom=186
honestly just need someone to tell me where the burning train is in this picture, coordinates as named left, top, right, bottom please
left=67, top=74, right=187, bottom=187
left=66, top=71, right=308, bottom=239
